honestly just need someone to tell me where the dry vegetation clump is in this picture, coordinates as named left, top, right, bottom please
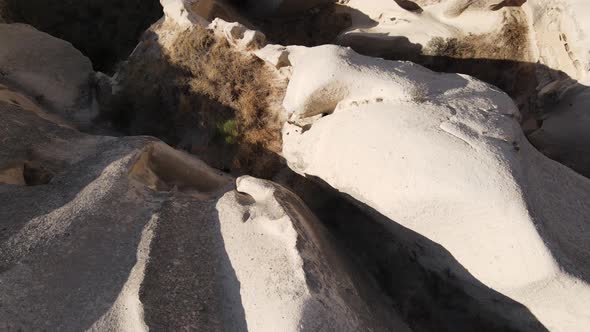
left=422, top=10, right=537, bottom=114
left=424, top=15, right=529, bottom=62
left=172, top=27, right=282, bottom=174
left=110, top=26, right=282, bottom=177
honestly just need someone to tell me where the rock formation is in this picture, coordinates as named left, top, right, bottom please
left=279, top=44, right=590, bottom=330
left=1, top=0, right=590, bottom=331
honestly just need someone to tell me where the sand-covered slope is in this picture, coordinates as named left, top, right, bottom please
left=280, top=44, right=590, bottom=331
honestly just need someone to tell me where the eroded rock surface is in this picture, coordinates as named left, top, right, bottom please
left=281, top=44, right=590, bottom=331
left=0, top=24, right=95, bottom=126
left=0, top=82, right=403, bottom=330
left=2, top=1, right=590, bottom=331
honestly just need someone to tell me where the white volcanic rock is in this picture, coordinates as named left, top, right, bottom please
left=281, top=44, right=590, bottom=331
left=0, top=84, right=401, bottom=331
left=160, top=0, right=209, bottom=27
left=209, top=18, right=266, bottom=50
left=337, top=0, right=511, bottom=57
left=254, top=44, right=291, bottom=68
left=159, top=0, right=250, bottom=29
left=216, top=175, right=407, bottom=331
left=527, top=0, right=590, bottom=81
left=0, top=23, right=95, bottom=125
left=336, top=0, right=590, bottom=178
left=528, top=75, right=590, bottom=177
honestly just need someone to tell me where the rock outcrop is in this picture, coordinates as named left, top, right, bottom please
left=2, top=0, right=590, bottom=331
left=0, top=0, right=163, bottom=72
left=334, top=0, right=590, bottom=178
left=525, top=0, right=590, bottom=177
left=281, top=44, right=590, bottom=331
left=0, top=80, right=404, bottom=331
left=0, top=23, right=95, bottom=126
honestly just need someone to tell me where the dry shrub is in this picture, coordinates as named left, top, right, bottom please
left=424, top=16, right=530, bottom=62
left=422, top=10, right=537, bottom=113
left=171, top=27, right=282, bottom=174
left=111, top=26, right=282, bottom=177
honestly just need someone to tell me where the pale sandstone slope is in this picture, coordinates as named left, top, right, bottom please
left=279, top=44, right=590, bottom=331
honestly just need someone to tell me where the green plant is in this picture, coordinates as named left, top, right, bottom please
left=216, top=119, right=239, bottom=144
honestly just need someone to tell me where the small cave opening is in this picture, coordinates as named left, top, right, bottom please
left=1, top=0, right=163, bottom=73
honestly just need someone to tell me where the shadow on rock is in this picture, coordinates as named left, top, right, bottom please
left=2, top=0, right=163, bottom=72
left=275, top=170, right=549, bottom=332
left=139, top=192, right=248, bottom=331
left=99, top=27, right=283, bottom=178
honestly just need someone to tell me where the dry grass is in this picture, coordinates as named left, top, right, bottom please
left=111, top=26, right=282, bottom=177
left=171, top=27, right=282, bottom=174
left=421, top=10, right=537, bottom=113
left=424, top=16, right=530, bottom=62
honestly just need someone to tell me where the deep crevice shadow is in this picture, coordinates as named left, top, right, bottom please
left=2, top=0, right=163, bottom=73
left=275, top=170, right=549, bottom=332
left=247, top=4, right=373, bottom=47
left=394, top=0, right=424, bottom=13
